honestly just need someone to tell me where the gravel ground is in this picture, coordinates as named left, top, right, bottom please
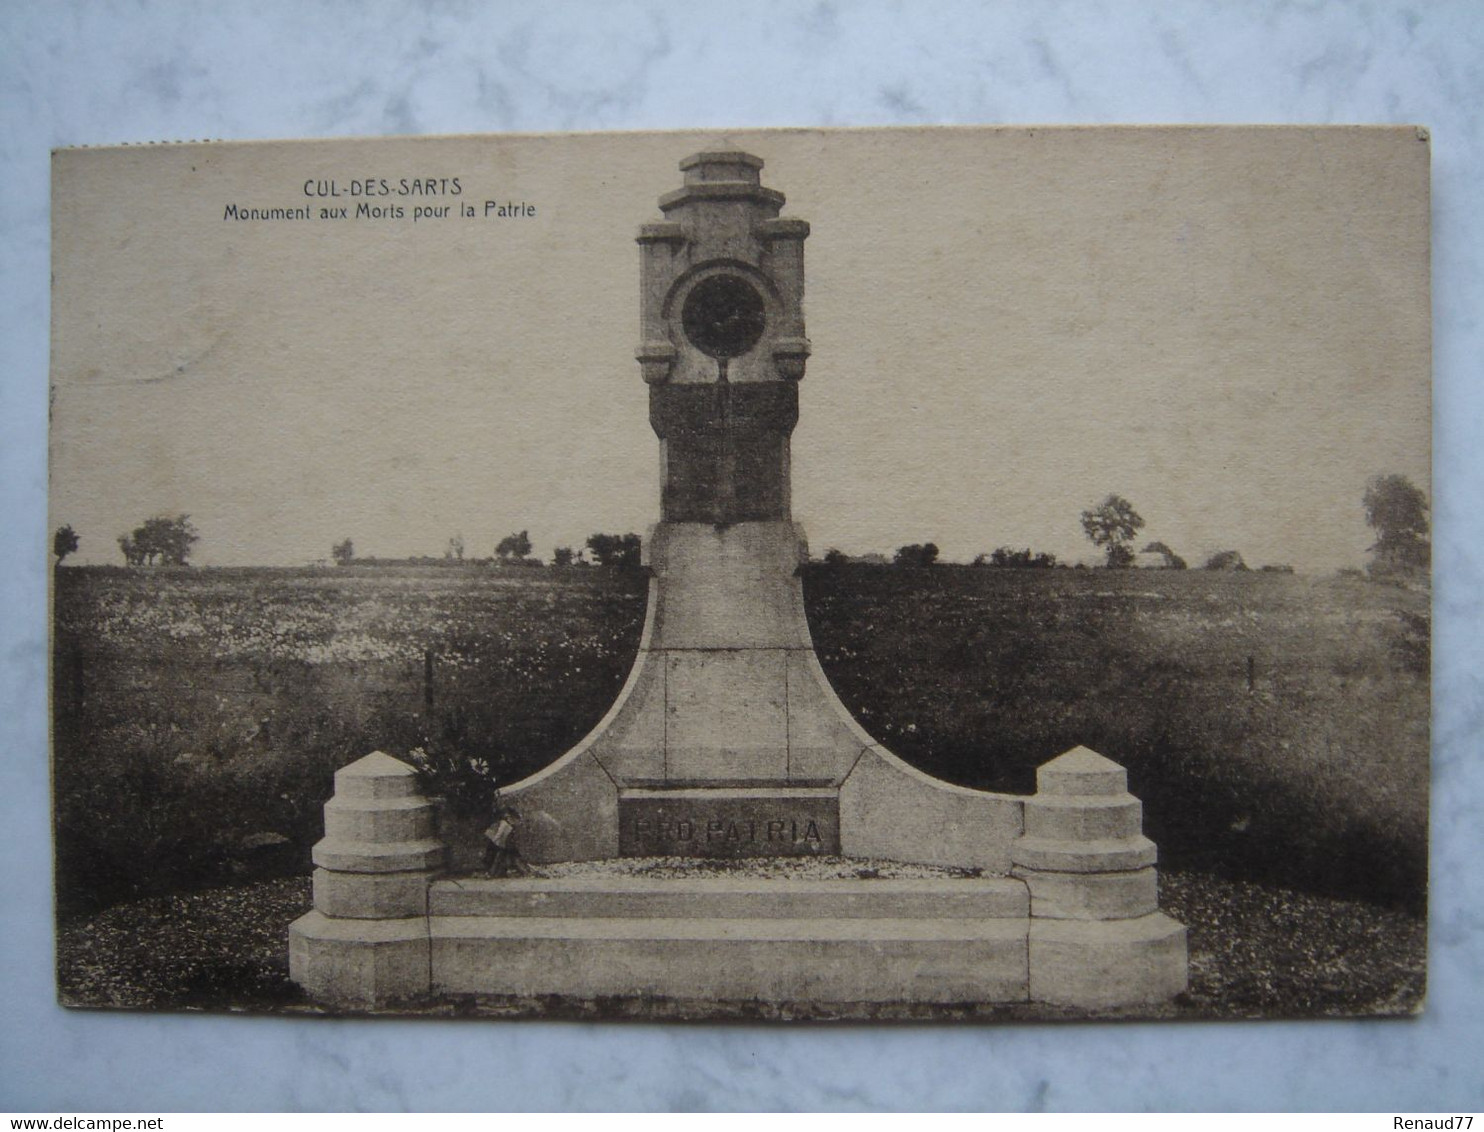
left=57, top=877, right=311, bottom=1011
left=1159, top=870, right=1425, bottom=1019
left=55, top=868, right=1424, bottom=1020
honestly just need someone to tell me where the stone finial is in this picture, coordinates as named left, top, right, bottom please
left=331, top=750, right=423, bottom=796
left=1035, top=745, right=1129, bottom=796
left=679, top=150, right=764, bottom=181
left=658, top=150, right=783, bottom=212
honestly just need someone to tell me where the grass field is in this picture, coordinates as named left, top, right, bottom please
left=51, top=560, right=1429, bottom=1012
left=52, top=565, right=648, bottom=917
left=805, top=565, right=1429, bottom=912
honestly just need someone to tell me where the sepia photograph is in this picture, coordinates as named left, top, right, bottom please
left=49, top=125, right=1430, bottom=1022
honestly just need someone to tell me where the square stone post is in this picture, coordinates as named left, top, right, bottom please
left=1012, top=747, right=1188, bottom=1008
left=288, top=751, right=445, bottom=1010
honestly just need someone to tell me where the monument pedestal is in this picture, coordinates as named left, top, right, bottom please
left=288, top=747, right=1187, bottom=1013
left=504, top=520, right=872, bottom=864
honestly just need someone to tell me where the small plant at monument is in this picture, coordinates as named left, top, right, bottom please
left=407, top=744, right=500, bottom=818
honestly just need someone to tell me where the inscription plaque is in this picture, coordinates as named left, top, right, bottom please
left=618, top=787, right=840, bottom=857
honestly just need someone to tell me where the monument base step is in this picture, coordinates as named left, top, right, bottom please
left=426, top=874, right=1032, bottom=1004
left=431, top=914, right=1029, bottom=1003
left=429, top=874, right=1027, bottom=919
left=293, top=872, right=1187, bottom=1011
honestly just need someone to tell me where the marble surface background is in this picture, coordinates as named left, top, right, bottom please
left=3, top=0, right=1481, bottom=1113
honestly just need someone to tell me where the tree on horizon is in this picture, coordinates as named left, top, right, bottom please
left=1364, top=474, right=1429, bottom=573
left=1142, top=540, right=1187, bottom=570
left=586, top=532, right=641, bottom=571
left=118, top=515, right=198, bottom=566
left=53, top=524, right=79, bottom=566
left=1081, top=495, right=1145, bottom=568
left=496, top=530, right=532, bottom=561
left=893, top=542, right=940, bottom=568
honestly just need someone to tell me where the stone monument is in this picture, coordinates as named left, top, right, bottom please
left=290, top=151, right=1188, bottom=1014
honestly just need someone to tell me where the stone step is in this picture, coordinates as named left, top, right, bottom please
left=1022, top=794, right=1143, bottom=841
left=1010, top=835, right=1157, bottom=874
left=433, top=914, right=1026, bottom=941
left=428, top=875, right=1027, bottom=920
left=324, top=796, right=439, bottom=843
left=312, top=836, right=446, bottom=873
left=430, top=915, right=1029, bottom=1003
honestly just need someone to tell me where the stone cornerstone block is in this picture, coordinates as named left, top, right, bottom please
left=1035, top=745, right=1129, bottom=796
left=1011, top=747, right=1159, bottom=879
left=289, top=911, right=431, bottom=1010
left=309, top=751, right=444, bottom=874
left=1027, top=914, right=1188, bottom=1008
left=1015, top=865, right=1159, bottom=921
left=312, top=867, right=436, bottom=919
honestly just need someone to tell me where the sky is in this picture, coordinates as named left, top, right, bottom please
left=49, top=126, right=1431, bottom=572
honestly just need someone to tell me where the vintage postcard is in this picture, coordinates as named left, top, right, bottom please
left=49, top=126, right=1430, bottom=1020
